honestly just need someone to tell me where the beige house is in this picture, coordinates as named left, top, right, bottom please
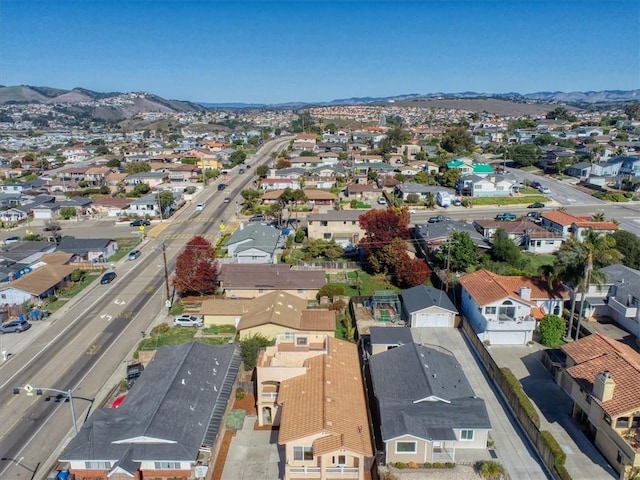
left=218, top=264, right=326, bottom=300
left=201, top=291, right=336, bottom=341
left=307, top=210, right=364, bottom=245
left=272, top=335, right=374, bottom=480
left=558, top=333, right=640, bottom=479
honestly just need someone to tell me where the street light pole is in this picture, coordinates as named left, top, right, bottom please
left=13, top=385, right=78, bottom=435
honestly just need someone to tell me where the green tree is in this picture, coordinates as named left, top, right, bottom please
left=438, top=231, right=479, bottom=272
left=158, top=191, right=174, bottom=213
left=546, top=106, right=577, bottom=122
left=107, top=158, right=121, bottom=168
left=239, top=334, right=274, bottom=370
left=59, top=206, right=77, bottom=220
left=230, top=150, right=247, bottom=165
left=256, top=165, right=269, bottom=178
left=440, top=168, right=461, bottom=189
left=491, top=229, right=521, bottom=265
left=440, top=127, right=475, bottom=154
left=624, top=102, right=640, bottom=120
left=573, top=231, right=622, bottom=338
left=508, top=144, right=540, bottom=168
left=424, top=192, right=436, bottom=209
left=611, top=230, right=640, bottom=270
left=539, top=314, right=566, bottom=346
left=413, top=171, right=436, bottom=185
left=317, top=284, right=345, bottom=302
left=133, top=183, right=151, bottom=196
left=126, top=161, right=151, bottom=174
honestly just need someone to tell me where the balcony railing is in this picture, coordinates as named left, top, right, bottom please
left=260, top=392, right=278, bottom=400
left=286, top=465, right=360, bottom=478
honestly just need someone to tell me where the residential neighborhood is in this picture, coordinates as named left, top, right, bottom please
left=0, top=87, right=640, bottom=480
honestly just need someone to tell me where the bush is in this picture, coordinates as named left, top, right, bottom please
left=407, top=461, right=418, bottom=469
left=423, top=462, right=432, bottom=468
left=379, top=472, right=399, bottom=480
left=235, top=388, right=245, bottom=400
left=556, top=464, right=572, bottom=480
left=294, top=229, right=305, bottom=243
left=539, top=314, right=566, bottom=346
left=541, top=430, right=566, bottom=467
left=151, top=322, right=170, bottom=336
left=350, top=199, right=358, bottom=208
left=445, top=462, right=455, bottom=468
left=394, top=462, right=406, bottom=469
left=501, top=367, right=540, bottom=427
left=478, top=460, right=506, bottom=479
left=432, top=462, right=442, bottom=468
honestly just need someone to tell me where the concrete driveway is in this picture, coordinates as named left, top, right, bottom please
left=411, top=328, right=551, bottom=480
left=221, top=416, right=283, bottom=480
left=489, top=344, right=617, bottom=479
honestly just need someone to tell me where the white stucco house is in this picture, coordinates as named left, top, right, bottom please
left=459, top=269, right=568, bottom=345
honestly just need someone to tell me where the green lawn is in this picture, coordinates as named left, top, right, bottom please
left=326, top=270, right=398, bottom=296
left=110, top=237, right=142, bottom=262
left=202, top=325, right=236, bottom=335
left=137, top=326, right=197, bottom=351
left=469, top=195, right=548, bottom=206
left=523, top=253, right=555, bottom=271
left=47, top=272, right=103, bottom=312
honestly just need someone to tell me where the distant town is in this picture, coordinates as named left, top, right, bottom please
left=0, top=85, right=639, bottom=480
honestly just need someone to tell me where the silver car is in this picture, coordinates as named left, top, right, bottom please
left=173, top=314, right=204, bottom=328
left=0, top=320, right=31, bottom=334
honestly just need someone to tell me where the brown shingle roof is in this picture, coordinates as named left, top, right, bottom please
left=278, top=337, right=373, bottom=456
left=260, top=189, right=337, bottom=201
left=459, top=269, right=567, bottom=307
left=8, top=264, right=77, bottom=296
left=219, top=264, right=325, bottom=290
left=562, top=333, right=640, bottom=417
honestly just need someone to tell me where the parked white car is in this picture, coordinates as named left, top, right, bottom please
left=173, top=314, right=204, bottom=328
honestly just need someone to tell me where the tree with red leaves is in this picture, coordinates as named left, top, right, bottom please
left=358, top=208, right=431, bottom=288
left=358, top=208, right=410, bottom=255
left=173, top=236, right=219, bottom=295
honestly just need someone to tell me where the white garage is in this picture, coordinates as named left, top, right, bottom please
left=413, top=311, right=454, bottom=328
left=487, top=330, right=529, bottom=345
left=401, top=285, right=459, bottom=328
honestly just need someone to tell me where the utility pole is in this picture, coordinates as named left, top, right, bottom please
left=162, top=242, right=171, bottom=308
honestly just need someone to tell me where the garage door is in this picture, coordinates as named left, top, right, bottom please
left=414, top=313, right=451, bottom=328
left=488, top=330, right=527, bottom=345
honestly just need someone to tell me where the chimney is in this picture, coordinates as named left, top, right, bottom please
left=519, top=286, right=531, bottom=300
left=593, top=371, right=615, bottom=402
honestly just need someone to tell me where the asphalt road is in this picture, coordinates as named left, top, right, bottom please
left=0, top=137, right=291, bottom=480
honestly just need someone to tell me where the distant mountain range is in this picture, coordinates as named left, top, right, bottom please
left=1, top=85, right=638, bottom=115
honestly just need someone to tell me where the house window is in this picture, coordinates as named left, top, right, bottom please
left=395, top=441, right=417, bottom=453
left=460, top=429, right=474, bottom=441
left=296, top=337, right=308, bottom=346
left=616, top=417, right=629, bottom=428
left=293, top=446, right=313, bottom=461
left=332, top=455, right=347, bottom=465
left=154, top=462, right=181, bottom=469
left=586, top=394, right=591, bottom=404
left=84, top=461, right=112, bottom=469
left=632, top=417, right=640, bottom=428
left=0, top=294, right=5, bottom=299
left=553, top=305, right=561, bottom=316
left=321, top=221, right=328, bottom=227
left=485, top=306, right=496, bottom=315
left=297, top=289, right=306, bottom=294
left=324, top=233, right=332, bottom=240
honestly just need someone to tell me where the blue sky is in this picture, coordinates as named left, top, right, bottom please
left=1, top=0, right=639, bottom=104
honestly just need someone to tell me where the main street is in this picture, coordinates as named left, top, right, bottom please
left=0, top=137, right=291, bottom=480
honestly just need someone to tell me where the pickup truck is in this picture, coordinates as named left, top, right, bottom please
left=495, top=212, right=517, bottom=221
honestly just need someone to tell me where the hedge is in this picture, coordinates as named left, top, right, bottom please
left=501, top=367, right=541, bottom=427
left=556, top=464, right=573, bottom=480
left=541, top=430, right=567, bottom=467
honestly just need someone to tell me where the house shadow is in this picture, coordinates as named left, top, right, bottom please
left=517, top=350, right=617, bottom=475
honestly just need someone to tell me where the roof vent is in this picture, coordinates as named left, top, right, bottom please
left=181, top=379, right=186, bottom=385
left=433, top=374, right=437, bottom=379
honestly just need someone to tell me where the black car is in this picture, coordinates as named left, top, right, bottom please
left=238, top=168, right=245, bottom=174
left=130, top=219, right=151, bottom=227
left=527, top=202, right=545, bottom=209
left=100, top=272, right=117, bottom=284
left=217, top=183, right=227, bottom=191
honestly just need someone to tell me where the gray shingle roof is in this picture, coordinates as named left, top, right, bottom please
left=369, top=326, right=414, bottom=346
left=401, top=285, right=458, bottom=315
left=601, top=264, right=640, bottom=306
left=60, top=343, right=240, bottom=464
left=226, top=224, right=280, bottom=255
left=369, top=343, right=490, bottom=441
left=57, top=238, right=114, bottom=255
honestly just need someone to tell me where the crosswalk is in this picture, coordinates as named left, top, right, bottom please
left=158, top=233, right=219, bottom=240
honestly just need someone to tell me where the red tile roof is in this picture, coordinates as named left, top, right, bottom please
left=459, top=269, right=567, bottom=307
left=562, top=333, right=640, bottom=417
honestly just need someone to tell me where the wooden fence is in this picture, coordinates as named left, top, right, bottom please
left=460, top=318, right=565, bottom=480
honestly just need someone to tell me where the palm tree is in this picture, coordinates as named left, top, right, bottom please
left=574, top=230, right=623, bottom=340
left=591, top=212, right=606, bottom=222
left=551, top=241, right=586, bottom=339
